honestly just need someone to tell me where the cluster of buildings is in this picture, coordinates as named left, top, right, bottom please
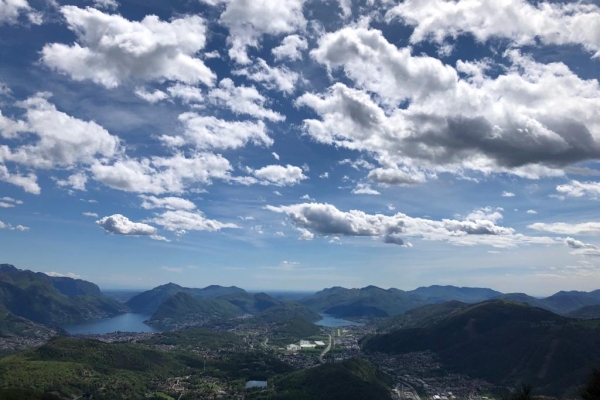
left=286, top=339, right=325, bottom=351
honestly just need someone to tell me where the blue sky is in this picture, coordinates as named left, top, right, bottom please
left=1, top=0, right=600, bottom=295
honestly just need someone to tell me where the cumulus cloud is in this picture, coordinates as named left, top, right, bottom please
left=91, top=153, right=232, bottom=194
left=298, top=26, right=600, bottom=179
left=233, top=58, right=299, bottom=93
left=174, top=114, right=272, bottom=151
left=139, top=195, right=196, bottom=211
left=272, top=34, right=308, bottom=61
left=565, top=237, right=600, bottom=257
left=386, top=0, right=600, bottom=58
left=96, top=214, right=158, bottom=236
left=352, top=183, right=380, bottom=195
left=167, top=84, right=204, bottom=105
left=367, top=168, right=426, bottom=185
left=92, top=0, right=118, bottom=10
left=42, top=7, right=215, bottom=88
left=0, top=219, right=29, bottom=231
left=208, top=78, right=285, bottom=121
left=529, top=221, right=600, bottom=235
left=556, top=180, right=600, bottom=199
left=526, top=210, right=537, bottom=214
left=135, top=88, right=169, bottom=104
left=201, top=0, right=307, bottom=64
left=55, top=172, right=88, bottom=191
left=0, top=93, right=120, bottom=169
left=267, top=202, right=555, bottom=248
left=150, top=209, right=238, bottom=234
left=0, top=0, right=39, bottom=25
left=502, top=191, right=515, bottom=198
left=83, top=212, right=99, bottom=217
left=250, top=164, right=307, bottom=186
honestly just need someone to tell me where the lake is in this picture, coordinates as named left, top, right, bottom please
left=315, top=314, right=365, bottom=327
left=62, top=313, right=158, bottom=335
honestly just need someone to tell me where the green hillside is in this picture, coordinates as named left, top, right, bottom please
left=264, top=358, right=392, bottom=400
left=253, top=302, right=321, bottom=323
left=148, top=292, right=243, bottom=327
left=141, top=327, right=242, bottom=350
left=378, top=300, right=467, bottom=332
left=0, top=265, right=127, bottom=325
left=126, top=283, right=246, bottom=314
left=363, top=300, right=600, bottom=396
left=566, top=305, right=600, bottom=319
left=221, top=292, right=281, bottom=314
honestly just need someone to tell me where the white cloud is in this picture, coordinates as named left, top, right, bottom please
left=502, top=191, right=516, bottom=198
left=42, top=7, right=215, bottom=88
left=251, top=164, right=307, bottom=186
left=565, top=237, right=600, bottom=257
left=97, top=214, right=158, bottom=236
left=161, top=266, right=183, bottom=273
left=297, top=227, right=314, bottom=240
left=368, top=168, right=426, bottom=185
left=526, top=210, right=537, bottom=215
left=134, top=87, right=168, bottom=104
left=267, top=202, right=556, bottom=248
left=319, top=172, right=329, bottom=179
left=272, top=34, right=308, bottom=61
left=140, top=195, right=196, bottom=211
left=273, top=190, right=282, bottom=196
left=83, top=212, right=99, bottom=217
left=352, top=183, right=380, bottom=195
left=175, top=114, right=272, bottom=150
left=150, top=209, right=238, bottom=233
left=167, top=83, right=204, bottom=105
left=92, top=0, right=118, bottom=10
left=0, top=202, right=13, bottom=208
left=91, top=153, right=232, bottom=194
left=201, top=0, right=307, bottom=64
left=300, top=194, right=314, bottom=201
left=44, top=271, right=82, bottom=278
left=208, top=78, right=285, bottom=121
left=0, top=0, right=36, bottom=25
left=272, top=152, right=280, bottom=160
left=233, top=58, right=299, bottom=94
left=0, top=165, right=40, bottom=194
left=0, top=196, right=22, bottom=208
left=386, top=0, right=600, bottom=58
left=0, top=93, right=120, bottom=169
left=556, top=180, right=600, bottom=199
left=56, top=172, right=88, bottom=191
left=529, top=221, right=600, bottom=235
left=0, top=219, right=29, bottom=231
left=299, top=26, right=600, bottom=180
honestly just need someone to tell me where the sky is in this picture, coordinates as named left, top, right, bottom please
left=1, top=0, right=600, bottom=295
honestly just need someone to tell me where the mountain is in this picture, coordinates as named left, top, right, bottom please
left=220, top=291, right=281, bottom=314
left=269, top=358, right=392, bottom=400
left=0, top=264, right=127, bottom=325
left=408, top=285, right=502, bottom=303
left=363, top=300, right=600, bottom=395
left=300, top=286, right=428, bottom=317
left=378, top=300, right=468, bottom=332
left=125, top=282, right=246, bottom=314
left=496, top=291, right=600, bottom=314
left=147, top=292, right=243, bottom=327
left=301, top=285, right=505, bottom=318
left=253, top=302, right=321, bottom=323
left=566, top=305, right=600, bottom=319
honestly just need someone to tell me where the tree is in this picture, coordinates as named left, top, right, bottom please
left=581, top=368, right=600, bottom=400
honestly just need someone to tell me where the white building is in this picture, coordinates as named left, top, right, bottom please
left=299, top=340, right=310, bottom=345
left=314, top=341, right=326, bottom=346
left=287, top=344, right=301, bottom=351
left=300, top=343, right=317, bottom=348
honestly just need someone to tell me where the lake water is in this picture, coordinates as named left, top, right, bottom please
left=245, top=381, right=268, bottom=389
left=315, top=314, right=365, bottom=327
left=62, top=313, right=158, bottom=335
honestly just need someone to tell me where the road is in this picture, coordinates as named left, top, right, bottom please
left=395, top=380, right=422, bottom=400
left=318, top=334, right=332, bottom=363
left=261, top=337, right=269, bottom=349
